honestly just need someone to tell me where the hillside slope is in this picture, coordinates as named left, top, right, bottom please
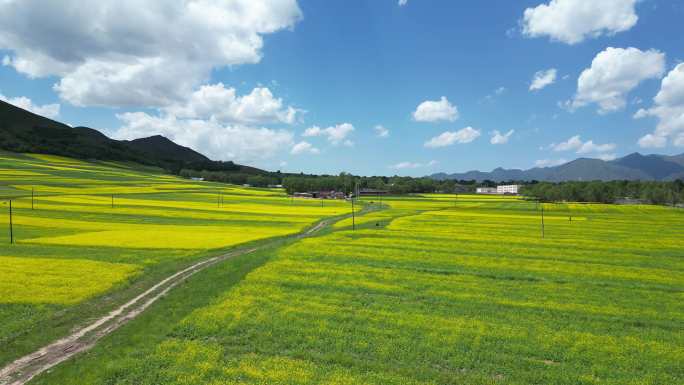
left=0, top=100, right=263, bottom=174
left=0, top=100, right=150, bottom=164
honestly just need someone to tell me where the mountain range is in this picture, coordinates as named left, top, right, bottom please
left=432, top=152, right=684, bottom=182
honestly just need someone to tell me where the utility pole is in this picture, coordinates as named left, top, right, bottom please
left=111, top=194, right=114, bottom=209
left=217, top=191, right=220, bottom=208
left=31, top=187, right=34, bottom=210
left=351, top=196, right=356, bottom=231
left=9, top=200, right=13, bottom=244
left=541, top=202, right=545, bottom=239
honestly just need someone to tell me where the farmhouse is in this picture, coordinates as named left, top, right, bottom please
left=359, top=188, right=389, bottom=196
left=293, top=191, right=346, bottom=199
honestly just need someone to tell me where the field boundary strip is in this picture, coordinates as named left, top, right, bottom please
left=0, top=211, right=358, bottom=385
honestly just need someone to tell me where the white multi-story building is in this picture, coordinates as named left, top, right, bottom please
left=496, top=184, right=520, bottom=195
left=476, top=187, right=497, bottom=194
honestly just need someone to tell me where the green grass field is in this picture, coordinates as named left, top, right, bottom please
left=2, top=153, right=683, bottom=384
left=0, top=152, right=349, bottom=367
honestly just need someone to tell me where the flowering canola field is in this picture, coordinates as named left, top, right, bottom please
left=32, top=194, right=684, bottom=384
left=0, top=152, right=348, bottom=366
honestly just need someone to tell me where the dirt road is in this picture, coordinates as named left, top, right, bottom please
left=0, top=218, right=333, bottom=385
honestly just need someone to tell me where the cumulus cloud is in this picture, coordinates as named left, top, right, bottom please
left=302, top=123, right=355, bottom=145
left=0, top=0, right=302, bottom=107
left=490, top=129, right=514, bottom=144
left=413, top=97, right=458, bottom=122
left=398, top=0, right=408, bottom=6
left=535, top=158, right=568, bottom=167
left=0, top=93, right=60, bottom=119
left=290, top=141, right=320, bottom=155
left=634, top=63, right=684, bottom=148
left=424, top=127, right=481, bottom=148
left=522, top=0, right=638, bottom=44
left=529, top=69, right=557, bottom=91
left=165, top=83, right=299, bottom=125
left=549, top=135, right=616, bottom=157
left=374, top=125, right=390, bottom=138
left=567, top=47, right=665, bottom=114
left=110, top=85, right=300, bottom=163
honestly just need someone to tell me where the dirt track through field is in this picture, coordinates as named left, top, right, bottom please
left=0, top=218, right=334, bottom=385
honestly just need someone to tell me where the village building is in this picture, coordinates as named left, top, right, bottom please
left=497, top=185, right=520, bottom=195
left=476, top=187, right=497, bottom=194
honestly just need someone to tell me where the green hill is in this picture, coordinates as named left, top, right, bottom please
left=0, top=100, right=264, bottom=174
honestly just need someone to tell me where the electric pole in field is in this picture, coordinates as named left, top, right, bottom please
left=8, top=200, right=13, bottom=244
left=351, top=195, right=355, bottom=231
left=540, top=201, right=545, bottom=239
left=351, top=181, right=358, bottom=231
left=31, top=187, right=34, bottom=210
left=111, top=194, right=114, bottom=208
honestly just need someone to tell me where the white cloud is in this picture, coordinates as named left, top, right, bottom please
left=535, top=158, right=568, bottom=167
left=597, top=153, right=617, bottom=161
left=490, top=130, right=514, bottom=144
left=0, top=0, right=302, bottom=107
left=391, top=161, right=421, bottom=170
left=374, top=124, right=389, bottom=138
left=165, top=83, right=298, bottom=125
left=550, top=135, right=616, bottom=156
left=390, top=160, right=438, bottom=170
left=290, top=141, right=319, bottom=155
left=113, top=112, right=294, bottom=164
left=568, top=47, right=665, bottom=114
left=551, top=135, right=583, bottom=151
left=0, top=93, right=60, bottom=119
left=637, top=134, right=667, bottom=148
left=634, top=63, right=684, bottom=148
left=413, top=97, right=458, bottom=122
left=529, top=69, right=557, bottom=91
left=424, top=127, right=481, bottom=148
left=482, top=87, right=507, bottom=102
left=108, top=84, right=300, bottom=164
left=398, top=0, right=408, bottom=6
left=302, top=126, right=322, bottom=137
left=522, top=0, right=638, bottom=44
left=576, top=140, right=616, bottom=154
left=675, top=134, right=684, bottom=147
left=302, top=123, right=354, bottom=145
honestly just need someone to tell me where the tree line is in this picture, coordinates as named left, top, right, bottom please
left=178, top=166, right=684, bottom=206
left=521, top=180, right=684, bottom=205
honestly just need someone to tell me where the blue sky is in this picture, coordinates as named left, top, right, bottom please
left=1, top=0, right=683, bottom=176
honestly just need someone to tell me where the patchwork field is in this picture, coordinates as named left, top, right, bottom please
left=22, top=193, right=684, bottom=384
left=0, top=152, right=349, bottom=367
